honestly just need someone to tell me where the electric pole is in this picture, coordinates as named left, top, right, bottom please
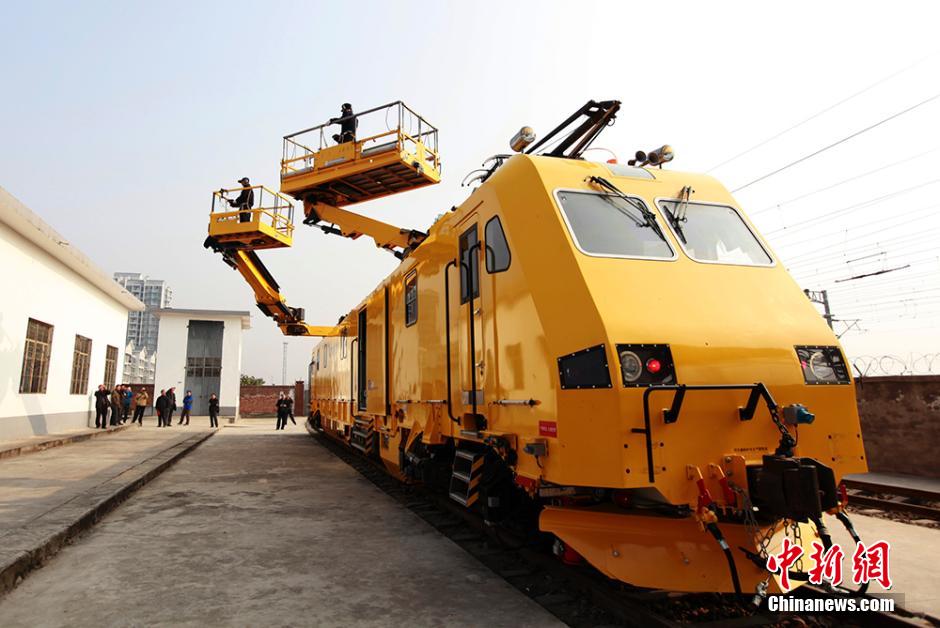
left=282, top=342, right=288, bottom=385
left=803, top=289, right=833, bottom=329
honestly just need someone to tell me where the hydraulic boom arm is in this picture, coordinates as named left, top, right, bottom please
left=303, top=200, right=427, bottom=258
left=205, top=241, right=342, bottom=337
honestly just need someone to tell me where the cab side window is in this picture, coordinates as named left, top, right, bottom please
left=404, top=271, right=418, bottom=326
left=485, top=216, right=511, bottom=273
left=459, top=225, right=480, bottom=303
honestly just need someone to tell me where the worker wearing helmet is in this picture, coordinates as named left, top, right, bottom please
left=227, top=177, right=255, bottom=223
left=330, top=103, right=357, bottom=144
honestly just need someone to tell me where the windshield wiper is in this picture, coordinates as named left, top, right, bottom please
left=588, top=176, right=666, bottom=242
left=661, top=185, right=692, bottom=244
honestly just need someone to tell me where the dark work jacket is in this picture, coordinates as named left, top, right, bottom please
left=208, top=398, right=219, bottom=415
left=230, top=187, right=254, bottom=210
left=94, top=389, right=110, bottom=409
left=276, top=399, right=291, bottom=417
left=330, top=112, right=357, bottom=138
left=167, top=391, right=177, bottom=411
left=155, top=394, right=169, bottom=413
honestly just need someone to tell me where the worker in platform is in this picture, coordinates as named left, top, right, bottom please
left=132, top=388, right=149, bottom=425
left=155, top=389, right=169, bottom=427
left=227, top=177, right=255, bottom=223
left=94, top=385, right=110, bottom=429
left=178, top=390, right=193, bottom=426
left=208, top=393, right=220, bottom=428
left=330, top=103, right=357, bottom=144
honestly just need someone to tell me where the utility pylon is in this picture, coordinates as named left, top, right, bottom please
left=803, top=289, right=834, bottom=329
left=282, top=342, right=288, bottom=385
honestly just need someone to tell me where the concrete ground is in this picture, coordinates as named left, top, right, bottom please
left=829, top=511, right=940, bottom=616
left=0, top=425, right=129, bottom=460
left=0, top=421, right=561, bottom=627
left=0, top=426, right=208, bottom=534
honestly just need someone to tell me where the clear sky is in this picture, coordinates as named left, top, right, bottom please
left=1, top=0, right=938, bottom=381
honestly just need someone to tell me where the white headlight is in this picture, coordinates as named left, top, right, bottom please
left=809, top=351, right=837, bottom=382
left=619, top=350, right=642, bottom=383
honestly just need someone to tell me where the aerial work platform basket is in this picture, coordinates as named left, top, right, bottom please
left=207, top=186, right=295, bottom=250
left=280, top=101, right=441, bottom=205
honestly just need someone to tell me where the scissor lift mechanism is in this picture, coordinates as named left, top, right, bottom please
left=204, top=102, right=441, bottom=337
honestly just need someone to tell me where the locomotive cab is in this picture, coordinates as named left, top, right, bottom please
left=463, top=154, right=867, bottom=593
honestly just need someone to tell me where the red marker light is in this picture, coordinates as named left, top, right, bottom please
left=646, top=358, right=662, bottom=374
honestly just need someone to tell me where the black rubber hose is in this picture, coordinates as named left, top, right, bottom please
left=707, top=522, right=742, bottom=596
left=835, top=511, right=870, bottom=597
left=811, top=515, right=834, bottom=551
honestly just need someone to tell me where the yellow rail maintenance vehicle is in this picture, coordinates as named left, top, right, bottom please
left=205, top=100, right=869, bottom=599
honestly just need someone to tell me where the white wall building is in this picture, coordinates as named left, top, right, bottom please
left=153, top=308, right=249, bottom=417
left=114, top=272, right=172, bottom=355
left=0, top=186, right=144, bottom=440
left=124, top=341, right=157, bottom=384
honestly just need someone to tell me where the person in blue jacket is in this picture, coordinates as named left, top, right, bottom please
left=178, top=390, right=193, bottom=426
left=122, top=385, right=133, bottom=423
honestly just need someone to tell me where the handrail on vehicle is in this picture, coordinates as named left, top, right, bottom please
left=631, top=383, right=780, bottom=483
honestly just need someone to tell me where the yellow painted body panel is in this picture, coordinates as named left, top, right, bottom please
left=304, top=153, right=867, bottom=593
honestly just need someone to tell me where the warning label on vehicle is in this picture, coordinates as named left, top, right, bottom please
left=539, top=421, right=558, bottom=437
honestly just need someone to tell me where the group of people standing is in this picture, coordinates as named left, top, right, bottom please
left=93, top=386, right=294, bottom=431
left=153, top=389, right=220, bottom=428
left=275, top=392, right=295, bottom=430
left=93, top=384, right=149, bottom=428
left=93, top=386, right=220, bottom=428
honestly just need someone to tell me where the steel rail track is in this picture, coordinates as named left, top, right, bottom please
left=844, top=477, right=940, bottom=522
left=847, top=494, right=940, bottom=521
left=306, top=425, right=936, bottom=627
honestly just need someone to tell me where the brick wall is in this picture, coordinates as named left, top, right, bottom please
left=239, top=384, right=305, bottom=417
left=856, top=375, right=940, bottom=478
left=118, top=383, right=308, bottom=418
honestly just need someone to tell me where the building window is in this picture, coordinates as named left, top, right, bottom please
left=70, top=335, right=92, bottom=394
left=484, top=216, right=511, bottom=273
left=404, top=271, right=418, bottom=326
left=186, top=357, right=221, bottom=378
left=19, top=318, right=54, bottom=394
left=104, top=345, right=119, bottom=388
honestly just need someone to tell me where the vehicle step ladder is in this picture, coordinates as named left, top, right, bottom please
left=449, top=449, right=484, bottom=507
left=350, top=422, right=375, bottom=455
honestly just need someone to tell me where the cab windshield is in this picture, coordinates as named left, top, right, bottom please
left=556, top=190, right=675, bottom=260
left=658, top=200, right=772, bottom=266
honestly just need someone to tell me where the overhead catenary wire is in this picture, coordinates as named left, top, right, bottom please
left=777, top=214, right=940, bottom=266
left=750, top=145, right=940, bottom=216
left=788, top=243, right=940, bottom=276
left=764, top=179, right=940, bottom=238
left=792, top=254, right=939, bottom=283
left=707, top=53, right=935, bottom=173
left=783, top=223, right=940, bottom=268
left=730, top=92, right=940, bottom=193
left=792, top=258, right=939, bottom=287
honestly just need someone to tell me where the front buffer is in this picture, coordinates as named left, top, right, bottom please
left=541, top=507, right=816, bottom=593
